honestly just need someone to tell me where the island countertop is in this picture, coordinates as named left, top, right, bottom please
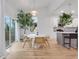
left=56, top=32, right=77, bottom=34
left=56, top=32, right=77, bottom=48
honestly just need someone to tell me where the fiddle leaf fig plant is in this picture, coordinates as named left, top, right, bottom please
left=58, top=12, right=73, bottom=27
left=16, top=10, right=37, bottom=34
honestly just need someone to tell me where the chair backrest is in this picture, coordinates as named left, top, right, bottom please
left=24, top=36, right=29, bottom=40
left=35, top=37, right=46, bottom=44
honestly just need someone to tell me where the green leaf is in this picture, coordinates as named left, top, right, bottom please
left=59, top=12, right=73, bottom=26
left=16, top=9, right=37, bottom=32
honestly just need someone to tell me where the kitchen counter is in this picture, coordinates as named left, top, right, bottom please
left=56, top=32, right=77, bottom=48
left=57, top=32, right=76, bottom=33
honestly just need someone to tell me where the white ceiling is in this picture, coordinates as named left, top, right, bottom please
left=4, top=0, right=78, bottom=18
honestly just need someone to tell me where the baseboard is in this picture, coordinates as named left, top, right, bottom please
left=0, top=56, right=6, bottom=59
left=0, top=52, right=9, bottom=59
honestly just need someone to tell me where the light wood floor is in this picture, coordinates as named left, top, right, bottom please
left=6, top=39, right=77, bottom=59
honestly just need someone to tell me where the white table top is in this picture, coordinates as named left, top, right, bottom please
left=26, top=34, right=47, bottom=38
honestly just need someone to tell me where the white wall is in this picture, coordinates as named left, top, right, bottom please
left=37, top=16, right=57, bottom=39
left=3, top=0, right=17, bottom=18
left=38, top=17, right=50, bottom=35
left=49, top=17, right=58, bottom=39
left=0, top=0, right=6, bottom=57
left=37, top=16, right=78, bottom=40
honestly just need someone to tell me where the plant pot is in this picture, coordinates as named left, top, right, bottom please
left=58, top=23, right=64, bottom=27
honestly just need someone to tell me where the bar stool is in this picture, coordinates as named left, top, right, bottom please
left=63, top=34, right=71, bottom=48
left=70, top=33, right=78, bottom=48
left=63, top=33, right=78, bottom=48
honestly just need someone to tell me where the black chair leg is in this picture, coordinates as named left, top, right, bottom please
left=69, top=38, right=71, bottom=48
left=63, top=38, right=71, bottom=48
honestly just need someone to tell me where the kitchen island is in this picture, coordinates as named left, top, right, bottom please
left=57, top=32, right=77, bottom=48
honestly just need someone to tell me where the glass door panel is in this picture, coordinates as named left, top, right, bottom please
left=5, top=16, right=15, bottom=48
left=11, top=20, right=15, bottom=43
left=5, top=16, right=11, bottom=48
left=5, top=24, right=9, bottom=47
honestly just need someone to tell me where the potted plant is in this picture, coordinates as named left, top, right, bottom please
left=58, top=12, right=73, bottom=27
left=16, top=10, right=37, bottom=35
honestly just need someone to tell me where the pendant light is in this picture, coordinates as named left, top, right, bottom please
left=31, top=0, right=37, bottom=16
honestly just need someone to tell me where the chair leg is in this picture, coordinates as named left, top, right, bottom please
left=23, top=40, right=27, bottom=48
left=69, top=38, right=71, bottom=48
left=77, top=39, right=78, bottom=48
left=63, top=38, right=70, bottom=48
left=43, top=43, right=47, bottom=48
left=63, top=38, right=65, bottom=47
left=28, top=40, right=32, bottom=48
left=45, top=40, right=50, bottom=48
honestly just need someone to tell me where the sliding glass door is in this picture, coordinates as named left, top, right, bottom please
left=11, top=20, right=15, bottom=43
left=5, top=16, right=15, bottom=48
left=5, top=22, right=9, bottom=47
